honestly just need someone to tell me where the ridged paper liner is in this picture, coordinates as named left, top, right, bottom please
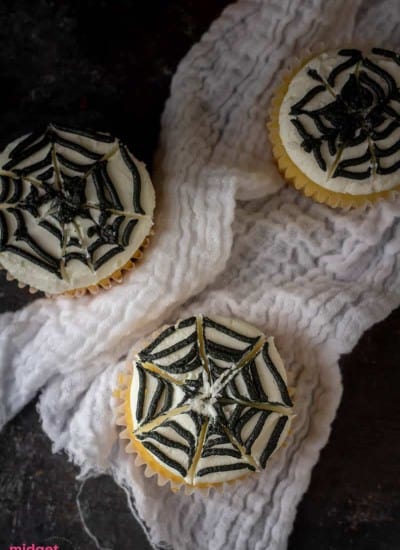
left=267, top=42, right=400, bottom=209
left=2, top=231, right=153, bottom=299
left=114, top=321, right=296, bottom=496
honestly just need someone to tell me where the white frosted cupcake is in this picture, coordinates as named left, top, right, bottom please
left=268, top=47, right=400, bottom=208
left=116, top=315, right=294, bottom=492
left=0, top=124, right=155, bottom=295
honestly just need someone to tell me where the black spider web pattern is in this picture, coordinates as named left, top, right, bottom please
left=289, top=48, right=400, bottom=180
left=130, top=316, right=293, bottom=482
left=0, top=124, right=147, bottom=280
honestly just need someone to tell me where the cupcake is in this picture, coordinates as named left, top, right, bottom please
left=0, top=124, right=155, bottom=296
left=116, top=315, right=294, bottom=492
left=268, top=47, right=400, bottom=208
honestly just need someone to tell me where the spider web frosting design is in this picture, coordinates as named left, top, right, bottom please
left=280, top=48, right=400, bottom=191
left=129, top=315, right=293, bottom=486
left=0, top=124, right=154, bottom=292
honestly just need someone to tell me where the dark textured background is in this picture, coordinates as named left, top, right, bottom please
left=0, top=2, right=399, bottom=549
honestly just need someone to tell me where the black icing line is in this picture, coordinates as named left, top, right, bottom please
left=259, top=416, right=288, bottom=469
left=260, top=344, right=292, bottom=407
left=140, top=441, right=187, bottom=478
left=328, top=49, right=362, bottom=86
left=4, top=135, right=51, bottom=171
left=95, top=162, right=124, bottom=210
left=188, top=410, right=204, bottom=434
left=203, top=317, right=261, bottom=345
left=382, top=104, right=400, bottom=121
left=372, top=48, right=400, bottom=66
left=140, top=332, right=198, bottom=362
left=377, top=158, right=400, bottom=175
left=374, top=138, right=400, bottom=158
left=119, top=143, right=145, bottom=215
left=0, top=211, right=8, bottom=249
left=139, top=322, right=196, bottom=356
left=201, top=447, right=242, bottom=459
left=244, top=410, right=272, bottom=455
left=290, top=84, right=326, bottom=116
left=92, top=245, right=124, bottom=271
left=205, top=340, right=253, bottom=363
left=179, top=316, right=197, bottom=329
left=8, top=207, right=61, bottom=269
left=51, top=123, right=115, bottom=143
left=137, top=431, right=190, bottom=454
left=333, top=167, right=372, bottom=180
left=334, top=149, right=371, bottom=172
left=5, top=244, right=61, bottom=278
left=231, top=407, right=259, bottom=444
left=7, top=179, right=23, bottom=204
left=143, top=347, right=202, bottom=375
left=232, top=359, right=268, bottom=402
left=359, top=70, right=387, bottom=102
left=142, top=378, right=165, bottom=424
left=38, top=220, right=63, bottom=242
left=163, top=419, right=196, bottom=449
left=372, top=120, right=399, bottom=140
left=160, top=382, right=174, bottom=415
left=135, top=364, right=146, bottom=423
left=363, top=57, right=397, bottom=97
left=290, top=118, right=327, bottom=171
left=56, top=152, right=94, bottom=173
left=8, top=129, right=46, bottom=159
left=249, top=359, right=269, bottom=401
left=121, top=219, right=138, bottom=247
left=53, top=134, right=103, bottom=161
left=14, top=151, right=52, bottom=178
left=196, top=462, right=255, bottom=478
left=0, top=177, right=10, bottom=203
left=36, top=167, right=54, bottom=181
left=64, top=251, right=90, bottom=266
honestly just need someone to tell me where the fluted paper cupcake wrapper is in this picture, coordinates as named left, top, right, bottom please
left=1, top=232, right=153, bottom=299
left=267, top=41, right=400, bottom=209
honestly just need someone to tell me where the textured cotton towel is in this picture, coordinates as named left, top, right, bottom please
left=2, top=1, right=400, bottom=549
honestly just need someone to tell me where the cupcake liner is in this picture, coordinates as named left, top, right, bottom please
left=267, top=43, right=400, bottom=209
left=1, top=231, right=153, bottom=299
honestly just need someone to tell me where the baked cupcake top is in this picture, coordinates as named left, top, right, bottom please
left=125, top=315, right=293, bottom=488
left=0, top=124, right=155, bottom=294
left=279, top=48, right=400, bottom=196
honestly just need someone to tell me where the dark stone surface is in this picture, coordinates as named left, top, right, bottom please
left=0, top=2, right=399, bottom=549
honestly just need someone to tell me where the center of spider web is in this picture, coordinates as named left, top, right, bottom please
left=48, top=176, right=88, bottom=223
left=188, top=365, right=238, bottom=419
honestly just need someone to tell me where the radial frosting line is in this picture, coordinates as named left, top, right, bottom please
left=218, top=397, right=292, bottom=415
left=186, top=418, right=209, bottom=484
left=138, top=361, right=187, bottom=386
left=133, top=406, right=191, bottom=436
left=221, top=424, right=258, bottom=471
left=232, top=334, right=266, bottom=371
left=196, top=314, right=210, bottom=377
